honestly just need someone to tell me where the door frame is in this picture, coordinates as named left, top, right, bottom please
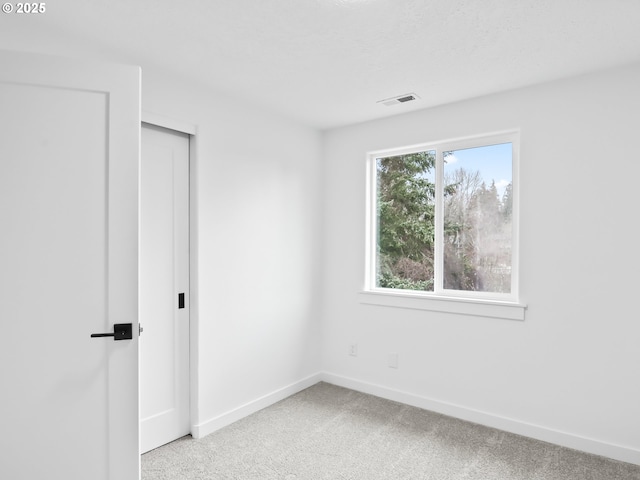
left=140, top=111, right=198, bottom=445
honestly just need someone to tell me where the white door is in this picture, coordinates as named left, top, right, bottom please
left=140, top=123, right=190, bottom=453
left=0, top=51, right=140, bottom=480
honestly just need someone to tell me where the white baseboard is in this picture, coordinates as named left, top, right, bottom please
left=320, top=372, right=640, bottom=466
left=189, top=371, right=639, bottom=466
left=191, top=372, right=323, bottom=439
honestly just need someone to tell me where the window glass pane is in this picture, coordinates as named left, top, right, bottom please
left=443, top=143, right=512, bottom=293
left=376, top=150, right=436, bottom=291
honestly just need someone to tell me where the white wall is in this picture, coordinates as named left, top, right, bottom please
left=320, top=63, right=640, bottom=464
left=140, top=67, right=324, bottom=435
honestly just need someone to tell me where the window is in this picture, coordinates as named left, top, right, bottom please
left=363, top=132, right=523, bottom=318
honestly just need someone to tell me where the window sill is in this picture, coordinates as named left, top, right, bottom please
left=358, top=290, right=526, bottom=321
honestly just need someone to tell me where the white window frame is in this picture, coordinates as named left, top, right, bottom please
left=361, top=131, right=526, bottom=320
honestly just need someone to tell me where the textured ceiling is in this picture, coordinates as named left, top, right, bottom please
left=2, top=0, right=640, bottom=129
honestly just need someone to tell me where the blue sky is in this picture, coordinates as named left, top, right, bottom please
left=444, top=143, right=512, bottom=198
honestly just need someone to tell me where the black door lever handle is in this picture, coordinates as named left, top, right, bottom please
left=91, top=323, right=133, bottom=341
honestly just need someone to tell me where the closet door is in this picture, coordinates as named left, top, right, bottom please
left=140, top=123, right=190, bottom=453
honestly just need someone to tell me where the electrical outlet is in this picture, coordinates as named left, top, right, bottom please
left=349, top=343, right=358, bottom=357
left=388, top=353, right=398, bottom=369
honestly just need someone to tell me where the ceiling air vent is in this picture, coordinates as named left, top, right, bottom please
left=377, top=93, right=420, bottom=107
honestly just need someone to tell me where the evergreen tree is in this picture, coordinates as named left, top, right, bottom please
left=501, top=182, right=513, bottom=220
left=376, top=151, right=436, bottom=290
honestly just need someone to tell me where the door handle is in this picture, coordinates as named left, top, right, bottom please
left=90, top=323, right=133, bottom=341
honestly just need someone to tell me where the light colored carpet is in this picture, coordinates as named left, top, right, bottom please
left=142, top=382, right=640, bottom=479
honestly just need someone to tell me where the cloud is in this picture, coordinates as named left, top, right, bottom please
left=444, top=153, right=458, bottom=164
left=495, top=179, right=510, bottom=189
